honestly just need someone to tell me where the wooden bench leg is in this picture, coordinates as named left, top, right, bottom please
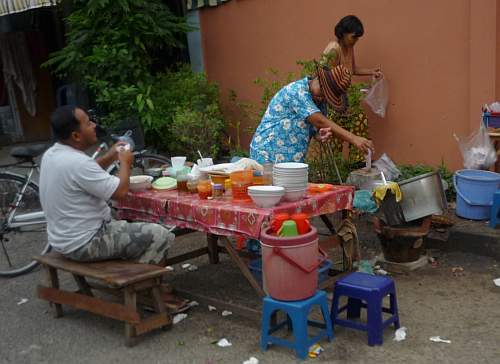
left=46, top=266, right=63, bottom=318
left=151, top=283, right=171, bottom=331
left=72, top=274, right=94, bottom=297
left=124, top=287, right=137, bottom=347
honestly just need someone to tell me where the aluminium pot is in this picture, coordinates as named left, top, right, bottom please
left=398, top=171, right=447, bottom=222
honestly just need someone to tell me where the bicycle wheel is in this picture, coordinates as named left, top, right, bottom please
left=0, top=172, right=50, bottom=277
left=108, top=153, right=171, bottom=176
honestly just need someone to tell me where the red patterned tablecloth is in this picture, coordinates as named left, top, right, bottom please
left=113, top=186, right=354, bottom=239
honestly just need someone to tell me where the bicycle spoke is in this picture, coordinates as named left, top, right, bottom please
left=0, top=238, right=13, bottom=267
left=0, top=172, right=49, bottom=277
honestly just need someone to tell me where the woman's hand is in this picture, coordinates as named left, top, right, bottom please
left=373, top=67, right=383, bottom=80
left=316, top=128, right=333, bottom=142
left=351, top=136, right=374, bottom=154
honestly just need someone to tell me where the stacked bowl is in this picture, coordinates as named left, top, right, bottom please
left=248, top=186, right=285, bottom=208
left=272, top=162, right=308, bottom=201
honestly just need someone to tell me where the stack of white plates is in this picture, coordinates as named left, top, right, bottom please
left=248, top=186, right=285, bottom=208
left=273, top=163, right=308, bottom=202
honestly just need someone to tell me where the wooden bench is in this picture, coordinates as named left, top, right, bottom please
left=34, top=252, right=172, bottom=346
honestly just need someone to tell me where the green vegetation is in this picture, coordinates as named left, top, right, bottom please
left=150, top=66, right=225, bottom=160
left=44, top=0, right=226, bottom=159
left=396, top=161, right=455, bottom=201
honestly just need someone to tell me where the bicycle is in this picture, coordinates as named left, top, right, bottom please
left=0, top=126, right=171, bottom=277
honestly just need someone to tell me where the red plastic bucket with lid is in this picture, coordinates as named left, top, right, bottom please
left=260, top=226, right=326, bottom=301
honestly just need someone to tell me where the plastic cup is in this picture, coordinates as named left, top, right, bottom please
left=230, top=170, right=253, bottom=201
left=171, top=156, right=187, bottom=171
left=291, top=213, right=311, bottom=235
left=197, top=158, right=213, bottom=168
left=271, top=213, right=291, bottom=233
left=278, top=220, right=299, bottom=237
left=197, top=179, right=212, bottom=199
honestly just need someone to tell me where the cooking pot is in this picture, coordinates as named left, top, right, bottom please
left=398, top=171, right=447, bottom=222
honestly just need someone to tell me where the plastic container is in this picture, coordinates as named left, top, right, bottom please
left=453, top=169, right=500, bottom=220
left=263, top=161, right=273, bottom=185
left=252, top=171, right=264, bottom=186
left=176, top=169, right=189, bottom=193
left=482, top=112, right=500, bottom=128
left=212, top=183, right=223, bottom=199
left=197, top=179, right=212, bottom=199
left=187, top=177, right=198, bottom=193
left=171, top=156, right=186, bottom=171
left=210, top=174, right=229, bottom=186
left=224, top=179, right=232, bottom=197
left=249, top=257, right=332, bottom=286
left=116, top=130, right=135, bottom=151
left=260, top=226, right=327, bottom=301
left=230, top=169, right=253, bottom=201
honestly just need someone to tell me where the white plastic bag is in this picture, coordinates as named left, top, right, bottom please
left=373, top=153, right=401, bottom=181
left=363, top=77, right=389, bottom=118
left=454, top=124, right=497, bottom=169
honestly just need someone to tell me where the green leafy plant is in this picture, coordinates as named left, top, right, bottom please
left=44, top=0, right=192, bottom=128
left=147, top=65, right=226, bottom=160
left=396, top=161, right=455, bottom=201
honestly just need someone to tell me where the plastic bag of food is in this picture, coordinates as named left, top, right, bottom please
left=454, top=124, right=497, bottom=169
left=363, top=77, right=389, bottom=118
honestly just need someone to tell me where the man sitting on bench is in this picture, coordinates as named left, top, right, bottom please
left=39, top=105, right=174, bottom=265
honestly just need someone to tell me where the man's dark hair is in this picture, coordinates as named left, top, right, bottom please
left=335, top=15, right=364, bottom=40
left=50, top=105, right=81, bottom=141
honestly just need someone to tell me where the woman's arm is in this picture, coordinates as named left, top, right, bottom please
left=307, top=112, right=374, bottom=154
left=354, top=66, right=381, bottom=77
left=352, top=51, right=382, bottom=78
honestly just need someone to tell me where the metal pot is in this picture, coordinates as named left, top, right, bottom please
left=398, top=171, right=447, bottom=222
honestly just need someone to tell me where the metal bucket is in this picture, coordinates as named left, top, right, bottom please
left=398, top=171, right=447, bottom=222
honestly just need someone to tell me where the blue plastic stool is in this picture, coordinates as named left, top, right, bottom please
left=490, top=191, right=500, bottom=228
left=261, top=290, right=333, bottom=360
left=330, top=272, right=400, bottom=346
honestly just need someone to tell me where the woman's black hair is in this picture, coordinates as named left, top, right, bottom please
left=50, top=105, right=81, bottom=141
left=334, top=15, right=364, bottom=40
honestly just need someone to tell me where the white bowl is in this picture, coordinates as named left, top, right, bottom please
left=248, top=186, right=285, bottom=208
left=248, top=185, right=285, bottom=194
left=129, top=175, right=153, bottom=192
left=274, top=162, right=308, bottom=170
left=283, top=188, right=307, bottom=202
left=248, top=193, right=283, bottom=208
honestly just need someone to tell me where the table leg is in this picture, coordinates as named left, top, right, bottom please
left=320, top=214, right=337, bottom=235
left=207, top=233, right=220, bottom=264
left=219, top=236, right=266, bottom=298
left=320, top=213, right=351, bottom=272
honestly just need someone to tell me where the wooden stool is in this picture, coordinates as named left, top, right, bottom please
left=35, top=252, right=172, bottom=346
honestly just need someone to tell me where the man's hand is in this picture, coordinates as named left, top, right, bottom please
left=110, top=141, right=128, bottom=161
left=118, top=149, right=134, bottom=168
left=316, top=128, right=333, bottom=142
left=351, top=136, right=374, bottom=155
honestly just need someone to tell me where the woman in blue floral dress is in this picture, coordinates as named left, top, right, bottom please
left=250, top=65, right=374, bottom=164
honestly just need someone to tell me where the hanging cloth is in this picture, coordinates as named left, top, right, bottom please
left=0, top=32, right=37, bottom=116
